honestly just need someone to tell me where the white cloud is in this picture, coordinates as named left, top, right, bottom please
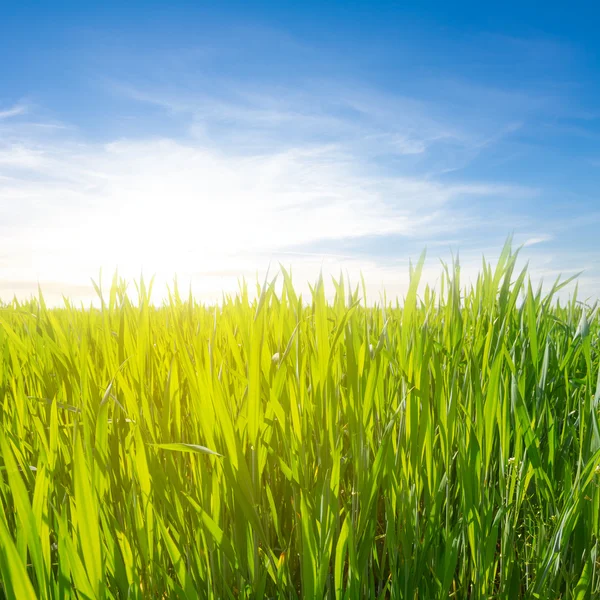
left=0, top=104, right=27, bottom=120
left=0, top=133, right=536, bottom=274
left=523, top=235, right=553, bottom=247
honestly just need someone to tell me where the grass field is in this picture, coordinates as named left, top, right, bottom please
left=0, top=240, right=599, bottom=599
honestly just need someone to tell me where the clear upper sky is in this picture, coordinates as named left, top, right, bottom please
left=1, top=2, right=599, bottom=303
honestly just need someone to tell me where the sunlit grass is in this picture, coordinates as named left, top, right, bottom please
left=0, top=238, right=599, bottom=599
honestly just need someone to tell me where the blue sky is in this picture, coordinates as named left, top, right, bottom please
left=1, top=2, right=599, bottom=303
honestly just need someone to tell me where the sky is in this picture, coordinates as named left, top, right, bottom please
left=1, top=1, right=599, bottom=305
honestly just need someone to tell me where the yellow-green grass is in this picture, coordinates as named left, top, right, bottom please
left=0, top=239, right=599, bottom=599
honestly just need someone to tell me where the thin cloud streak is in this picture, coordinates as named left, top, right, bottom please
left=0, top=104, right=27, bottom=120
left=523, top=235, right=553, bottom=247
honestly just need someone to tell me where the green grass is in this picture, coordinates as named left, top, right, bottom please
left=0, top=239, right=599, bottom=599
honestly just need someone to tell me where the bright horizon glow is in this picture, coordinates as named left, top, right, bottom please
left=1, top=3, right=599, bottom=305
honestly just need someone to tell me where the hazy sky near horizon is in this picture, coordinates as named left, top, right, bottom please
left=1, top=2, right=599, bottom=304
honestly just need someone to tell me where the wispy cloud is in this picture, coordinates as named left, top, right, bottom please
left=113, top=80, right=481, bottom=159
left=0, top=104, right=27, bottom=120
left=0, top=131, right=533, bottom=259
left=523, top=235, right=553, bottom=247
